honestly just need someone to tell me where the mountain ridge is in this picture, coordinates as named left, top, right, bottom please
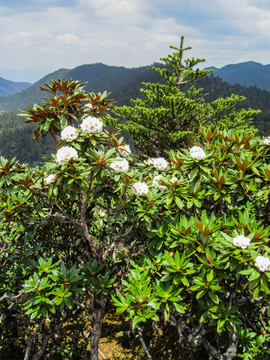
left=1, top=59, right=270, bottom=105
left=205, top=61, right=270, bottom=91
left=0, top=77, right=31, bottom=96
left=0, top=62, right=164, bottom=111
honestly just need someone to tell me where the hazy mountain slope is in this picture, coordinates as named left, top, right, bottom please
left=206, top=61, right=270, bottom=91
left=0, top=68, right=69, bottom=111
left=0, top=77, right=31, bottom=96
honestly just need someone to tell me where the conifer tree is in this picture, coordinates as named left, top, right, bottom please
left=106, top=36, right=258, bottom=157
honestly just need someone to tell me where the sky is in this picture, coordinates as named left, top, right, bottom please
left=1, top=0, right=270, bottom=83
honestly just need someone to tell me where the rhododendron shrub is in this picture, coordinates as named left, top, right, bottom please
left=0, top=80, right=137, bottom=360
left=1, top=59, right=270, bottom=360
left=111, top=129, right=270, bottom=359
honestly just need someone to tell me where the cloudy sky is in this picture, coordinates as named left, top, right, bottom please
left=1, top=0, right=270, bottom=82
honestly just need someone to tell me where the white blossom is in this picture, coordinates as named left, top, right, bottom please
left=80, top=116, right=103, bottom=134
left=232, top=235, right=251, bottom=249
left=153, top=157, right=168, bottom=170
left=263, top=137, right=270, bottom=145
left=109, top=159, right=129, bottom=172
left=44, top=174, right=57, bottom=184
left=84, top=103, right=93, bottom=111
left=153, top=175, right=166, bottom=191
left=190, top=146, right=206, bottom=160
left=118, top=144, right=131, bottom=157
left=99, top=212, right=106, bottom=218
left=132, top=182, right=149, bottom=196
left=255, top=256, right=270, bottom=272
left=61, top=126, right=78, bottom=142
left=56, top=146, right=78, bottom=165
left=145, top=159, right=154, bottom=166
left=170, top=177, right=178, bottom=184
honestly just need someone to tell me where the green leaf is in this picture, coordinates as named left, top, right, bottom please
left=217, top=319, right=225, bottom=333
left=175, top=197, right=183, bottom=209
left=248, top=270, right=261, bottom=281
left=207, top=270, right=214, bottom=283
left=181, top=277, right=189, bottom=287
left=252, top=285, right=260, bottom=298
left=208, top=291, right=219, bottom=304
left=190, top=168, right=198, bottom=180
left=199, top=311, right=208, bottom=323
left=249, top=277, right=260, bottom=290
left=173, top=302, right=185, bottom=313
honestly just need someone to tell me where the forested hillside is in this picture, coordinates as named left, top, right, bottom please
left=196, top=75, right=270, bottom=134
left=0, top=63, right=270, bottom=166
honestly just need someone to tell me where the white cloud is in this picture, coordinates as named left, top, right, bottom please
left=0, top=0, right=270, bottom=82
left=55, top=34, right=82, bottom=45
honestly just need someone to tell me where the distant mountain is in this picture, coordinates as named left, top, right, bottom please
left=2, top=60, right=270, bottom=112
left=0, top=77, right=31, bottom=96
left=0, top=63, right=164, bottom=112
left=205, top=61, right=270, bottom=91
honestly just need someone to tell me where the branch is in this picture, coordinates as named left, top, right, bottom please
left=79, top=193, right=100, bottom=257
left=0, top=280, right=40, bottom=303
left=24, top=319, right=45, bottom=360
left=223, top=333, right=238, bottom=360
left=136, top=326, right=153, bottom=360
left=31, top=310, right=80, bottom=360
left=203, top=332, right=238, bottom=360
left=102, top=223, right=135, bottom=261
left=204, top=339, right=225, bottom=360
left=111, top=224, right=134, bottom=242
left=29, top=185, right=81, bottom=228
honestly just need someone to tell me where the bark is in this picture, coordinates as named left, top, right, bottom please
left=90, top=293, right=107, bottom=360
left=137, top=327, right=153, bottom=360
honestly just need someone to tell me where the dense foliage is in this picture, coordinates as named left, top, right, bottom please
left=1, top=38, right=270, bottom=360
left=0, top=111, right=55, bottom=167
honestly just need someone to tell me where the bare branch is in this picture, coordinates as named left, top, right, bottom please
left=0, top=280, right=40, bottom=303
left=24, top=319, right=45, bottom=360
left=136, top=326, right=153, bottom=360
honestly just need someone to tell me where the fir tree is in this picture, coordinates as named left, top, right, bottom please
left=106, top=36, right=259, bottom=157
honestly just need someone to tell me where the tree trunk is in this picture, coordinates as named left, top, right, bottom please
left=90, top=293, right=107, bottom=360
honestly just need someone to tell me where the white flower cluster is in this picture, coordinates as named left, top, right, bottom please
left=146, top=159, right=154, bottom=166
left=263, top=137, right=270, bottom=145
left=56, top=146, right=78, bottom=165
left=232, top=235, right=251, bottom=249
left=84, top=103, right=93, bottom=111
left=44, top=174, right=57, bottom=184
left=170, top=177, right=178, bottom=184
left=255, top=256, right=270, bottom=272
left=153, top=175, right=166, bottom=191
left=80, top=116, right=103, bottom=134
left=132, top=182, right=149, bottom=196
left=190, top=146, right=206, bottom=160
left=61, top=126, right=78, bottom=142
left=118, top=144, right=131, bottom=157
left=109, top=159, right=129, bottom=172
left=153, top=157, right=168, bottom=170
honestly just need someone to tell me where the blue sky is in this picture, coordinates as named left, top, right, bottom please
left=0, top=0, right=270, bottom=82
